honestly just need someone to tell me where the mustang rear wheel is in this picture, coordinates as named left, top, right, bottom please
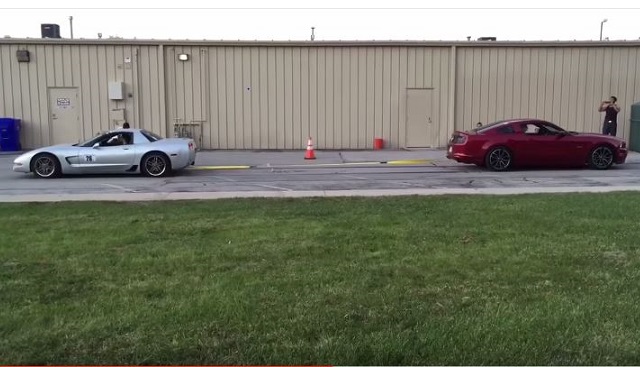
left=141, top=153, right=171, bottom=177
left=31, top=153, right=61, bottom=178
left=589, top=145, right=614, bottom=170
left=485, top=146, right=513, bottom=171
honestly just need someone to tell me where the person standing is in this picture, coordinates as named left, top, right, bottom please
left=598, top=96, right=621, bottom=136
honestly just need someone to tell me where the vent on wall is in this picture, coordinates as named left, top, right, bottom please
left=16, top=50, right=30, bottom=62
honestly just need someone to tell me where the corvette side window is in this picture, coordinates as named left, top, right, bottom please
left=121, top=132, right=133, bottom=145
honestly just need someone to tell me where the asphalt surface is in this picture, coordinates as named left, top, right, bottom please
left=1, top=150, right=640, bottom=201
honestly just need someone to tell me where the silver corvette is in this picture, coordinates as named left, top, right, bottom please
left=12, top=128, right=197, bottom=178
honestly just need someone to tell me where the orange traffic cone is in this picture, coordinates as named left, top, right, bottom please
left=304, top=137, right=316, bottom=160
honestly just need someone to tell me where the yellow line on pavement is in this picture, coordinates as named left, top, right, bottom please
left=277, top=161, right=384, bottom=168
left=188, top=165, right=252, bottom=170
left=386, top=159, right=432, bottom=165
left=188, top=160, right=432, bottom=170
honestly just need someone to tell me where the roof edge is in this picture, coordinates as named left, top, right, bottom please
left=2, top=38, right=640, bottom=47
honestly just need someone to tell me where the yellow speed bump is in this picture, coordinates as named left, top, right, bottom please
left=188, top=165, right=252, bottom=170
left=385, top=159, right=432, bottom=165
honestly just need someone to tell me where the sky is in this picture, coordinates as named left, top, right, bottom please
left=2, top=0, right=640, bottom=42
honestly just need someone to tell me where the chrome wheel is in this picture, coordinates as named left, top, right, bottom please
left=143, top=154, right=168, bottom=177
left=487, top=147, right=512, bottom=171
left=590, top=146, right=614, bottom=170
left=33, top=155, right=58, bottom=178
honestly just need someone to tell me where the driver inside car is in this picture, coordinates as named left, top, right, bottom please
left=105, top=133, right=128, bottom=146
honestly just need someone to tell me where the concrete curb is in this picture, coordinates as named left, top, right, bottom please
left=1, top=185, right=640, bottom=203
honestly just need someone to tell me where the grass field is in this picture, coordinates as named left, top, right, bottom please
left=1, top=193, right=640, bottom=365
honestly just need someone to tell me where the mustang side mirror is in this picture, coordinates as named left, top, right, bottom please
left=92, top=143, right=100, bottom=148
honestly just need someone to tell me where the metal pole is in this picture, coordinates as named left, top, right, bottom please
left=69, top=16, right=74, bottom=39
left=600, top=22, right=603, bottom=40
left=600, top=19, right=607, bottom=41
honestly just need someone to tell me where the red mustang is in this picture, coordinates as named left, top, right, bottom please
left=446, top=119, right=628, bottom=171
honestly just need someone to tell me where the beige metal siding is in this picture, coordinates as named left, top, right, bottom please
left=4, top=40, right=640, bottom=150
left=454, top=47, right=640, bottom=142
left=165, top=45, right=451, bottom=149
left=0, top=44, right=163, bottom=149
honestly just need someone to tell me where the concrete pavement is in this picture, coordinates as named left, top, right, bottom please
left=1, top=149, right=640, bottom=202
left=189, top=149, right=444, bottom=168
left=189, top=149, right=640, bottom=168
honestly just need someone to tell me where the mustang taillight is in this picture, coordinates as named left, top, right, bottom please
left=450, top=134, right=467, bottom=144
left=188, top=142, right=194, bottom=150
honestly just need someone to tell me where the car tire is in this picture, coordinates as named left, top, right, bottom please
left=588, top=145, right=614, bottom=170
left=31, top=153, right=62, bottom=178
left=141, top=152, right=171, bottom=177
left=485, top=146, right=513, bottom=171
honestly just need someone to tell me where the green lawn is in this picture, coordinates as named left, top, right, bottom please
left=1, top=194, right=640, bottom=365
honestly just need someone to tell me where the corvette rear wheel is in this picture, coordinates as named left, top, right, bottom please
left=589, top=145, right=614, bottom=170
left=141, top=153, right=171, bottom=177
left=31, top=153, right=61, bottom=178
left=485, top=146, right=512, bottom=171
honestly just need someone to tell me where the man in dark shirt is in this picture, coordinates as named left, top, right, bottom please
left=598, top=96, right=621, bottom=136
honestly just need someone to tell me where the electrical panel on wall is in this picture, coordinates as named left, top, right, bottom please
left=108, top=82, right=125, bottom=100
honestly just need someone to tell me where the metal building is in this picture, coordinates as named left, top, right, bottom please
left=1, top=38, right=640, bottom=150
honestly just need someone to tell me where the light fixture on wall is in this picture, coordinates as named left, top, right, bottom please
left=178, top=53, right=190, bottom=61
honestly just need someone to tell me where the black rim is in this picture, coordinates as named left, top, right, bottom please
left=592, top=147, right=613, bottom=168
left=488, top=148, right=511, bottom=170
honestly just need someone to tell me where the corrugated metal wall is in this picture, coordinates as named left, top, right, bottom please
left=455, top=47, right=640, bottom=141
left=2, top=41, right=640, bottom=150
left=0, top=43, right=163, bottom=148
left=165, top=46, right=452, bottom=149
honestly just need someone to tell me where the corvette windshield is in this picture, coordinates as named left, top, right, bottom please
left=78, top=132, right=109, bottom=147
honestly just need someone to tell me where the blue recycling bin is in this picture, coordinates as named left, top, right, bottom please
left=0, top=118, right=22, bottom=152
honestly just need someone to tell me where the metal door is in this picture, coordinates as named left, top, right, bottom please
left=406, top=88, right=437, bottom=148
left=49, top=88, right=81, bottom=145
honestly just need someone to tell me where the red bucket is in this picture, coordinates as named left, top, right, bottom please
left=374, top=137, right=384, bottom=150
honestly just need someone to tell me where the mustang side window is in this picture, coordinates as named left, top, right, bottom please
left=497, top=125, right=515, bottom=134
left=523, top=123, right=540, bottom=135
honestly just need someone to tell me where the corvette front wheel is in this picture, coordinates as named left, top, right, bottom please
left=31, top=153, right=61, bottom=178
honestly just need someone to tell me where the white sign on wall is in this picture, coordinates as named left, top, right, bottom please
left=56, top=98, right=71, bottom=109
